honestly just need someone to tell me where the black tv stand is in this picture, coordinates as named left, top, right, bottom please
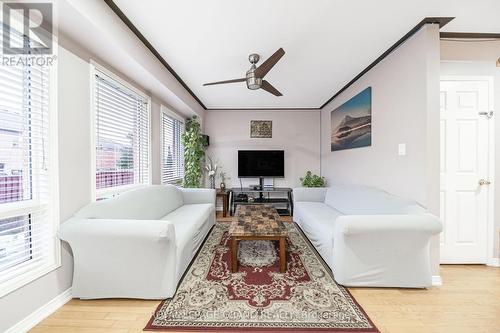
left=230, top=187, right=293, bottom=216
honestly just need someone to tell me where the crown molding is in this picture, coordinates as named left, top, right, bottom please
left=319, top=17, right=454, bottom=109
left=102, top=0, right=207, bottom=109
left=206, top=107, right=320, bottom=111
left=440, top=32, right=500, bottom=39
left=102, top=2, right=454, bottom=111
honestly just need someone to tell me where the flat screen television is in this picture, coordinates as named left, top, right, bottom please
left=238, top=150, right=284, bottom=178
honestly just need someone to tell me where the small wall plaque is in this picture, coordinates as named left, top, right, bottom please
left=250, top=120, right=272, bottom=138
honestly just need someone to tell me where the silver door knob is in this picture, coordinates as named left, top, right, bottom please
left=478, top=179, right=491, bottom=186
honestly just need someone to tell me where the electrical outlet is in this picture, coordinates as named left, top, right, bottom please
left=398, top=143, right=406, bottom=156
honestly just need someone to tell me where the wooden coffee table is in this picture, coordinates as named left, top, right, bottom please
left=228, top=205, right=288, bottom=273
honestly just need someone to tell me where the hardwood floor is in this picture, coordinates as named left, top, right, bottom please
left=30, top=265, right=500, bottom=333
left=349, top=265, right=500, bottom=333
left=30, top=214, right=500, bottom=333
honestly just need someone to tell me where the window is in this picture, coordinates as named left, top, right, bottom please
left=161, top=108, right=184, bottom=185
left=0, top=26, right=59, bottom=296
left=92, top=66, right=151, bottom=199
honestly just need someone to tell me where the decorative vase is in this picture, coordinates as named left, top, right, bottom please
left=209, top=176, right=215, bottom=189
left=220, top=182, right=226, bottom=191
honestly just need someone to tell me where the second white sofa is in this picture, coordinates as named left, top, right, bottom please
left=293, top=184, right=442, bottom=288
left=59, top=185, right=215, bottom=299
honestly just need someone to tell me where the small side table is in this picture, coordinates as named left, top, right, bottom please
left=216, top=189, right=231, bottom=217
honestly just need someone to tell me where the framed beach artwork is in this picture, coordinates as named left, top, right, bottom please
left=330, top=87, right=372, bottom=151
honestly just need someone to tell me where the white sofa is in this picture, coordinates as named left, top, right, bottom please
left=59, top=185, right=215, bottom=299
left=293, top=184, right=442, bottom=288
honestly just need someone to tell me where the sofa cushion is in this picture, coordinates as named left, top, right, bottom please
left=162, top=203, right=213, bottom=246
left=294, top=202, right=342, bottom=266
left=161, top=203, right=214, bottom=280
left=75, top=185, right=184, bottom=220
left=324, top=184, right=425, bottom=215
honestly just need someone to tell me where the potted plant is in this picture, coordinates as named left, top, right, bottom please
left=219, top=170, right=230, bottom=190
left=300, top=171, right=326, bottom=187
left=181, top=116, right=205, bottom=188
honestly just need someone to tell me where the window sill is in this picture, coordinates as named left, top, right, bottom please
left=161, top=179, right=183, bottom=186
left=0, top=253, right=61, bottom=298
left=95, top=183, right=149, bottom=200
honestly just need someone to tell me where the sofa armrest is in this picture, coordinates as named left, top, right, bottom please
left=292, top=187, right=327, bottom=203
left=59, top=218, right=178, bottom=298
left=180, top=188, right=216, bottom=205
left=334, top=214, right=442, bottom=236
left=331, top=214, right=442, bottom=288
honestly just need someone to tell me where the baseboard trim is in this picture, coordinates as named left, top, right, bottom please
left=6, top=287, right=72, bottom=333
left=432, top=275, right=443, bottom=286
left=487, top=258, right=500, bottom=267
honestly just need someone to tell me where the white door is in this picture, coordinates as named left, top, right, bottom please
left=440, top=77, right=493, bottom=264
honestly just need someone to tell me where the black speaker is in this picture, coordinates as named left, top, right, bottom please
left=201, top=134, right=209, bottom=147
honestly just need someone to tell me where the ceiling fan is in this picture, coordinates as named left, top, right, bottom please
left=203, top=48, right=285, bottom=96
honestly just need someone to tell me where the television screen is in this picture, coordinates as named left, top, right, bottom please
left=238, top=150, right=284, bottom=178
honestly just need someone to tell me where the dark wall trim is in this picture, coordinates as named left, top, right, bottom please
left=103, top=0, right=207, bottom=109
left=319, top=17, right=454, bottom=109
left=440, top=32, right=500, bottom=39
left=102, top=2, right=453, bottom=111
left=207, top=107, right=320, bottom=111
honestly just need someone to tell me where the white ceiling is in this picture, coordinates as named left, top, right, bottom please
left=113, top=0, right=500, bottom=109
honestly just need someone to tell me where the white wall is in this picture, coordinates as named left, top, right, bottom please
left=319, top=24, right=442, bottom=274
left=440, top=39, right=500, bottom=260
left=204, top=110, right=321, bottom=189
left=0, top=35, right=188, bottom=332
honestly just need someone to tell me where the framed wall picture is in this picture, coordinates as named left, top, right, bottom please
left=250, top=120, right=272, bottom=138
left=331, top=87, right=372, bottom=151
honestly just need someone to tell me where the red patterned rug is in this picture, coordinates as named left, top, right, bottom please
left=145, top=222, right=379, bottom=332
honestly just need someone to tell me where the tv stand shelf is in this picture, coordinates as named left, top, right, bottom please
left=230, top=187, right=293, bottom=216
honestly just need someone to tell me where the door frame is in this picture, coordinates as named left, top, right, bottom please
left=439, top=75, right=496, bottom=265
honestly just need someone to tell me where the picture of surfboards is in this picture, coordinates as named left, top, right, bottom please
left=331, top=87, right=372, bottom=151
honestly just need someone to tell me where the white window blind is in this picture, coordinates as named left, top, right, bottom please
left=0, top=25, right=58, bottom=295
left=161, top=109, right=184, bottom=185
left=93, top=69, right=150, bottom=199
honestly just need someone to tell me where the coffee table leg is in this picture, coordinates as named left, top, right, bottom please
left=231, top=238, right=238, bottom=273
left=279, top=237, right=286, bottom=273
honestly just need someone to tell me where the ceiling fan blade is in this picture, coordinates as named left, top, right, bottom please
left=203, top=78, right=246, bottom=86
left=261, top=80, right=283, bottom=96
left=254, top=48, right=285, bottom=78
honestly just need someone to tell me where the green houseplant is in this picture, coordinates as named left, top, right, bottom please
left=300, top=171, right=326, bottom=187
left=181, top=116, right=205, bottom=188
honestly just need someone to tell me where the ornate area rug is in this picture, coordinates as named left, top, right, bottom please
left=145, top=222, right=379, bottom=332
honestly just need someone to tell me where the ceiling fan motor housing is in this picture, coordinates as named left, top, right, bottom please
left=246, top=66, right=262, bottom=90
